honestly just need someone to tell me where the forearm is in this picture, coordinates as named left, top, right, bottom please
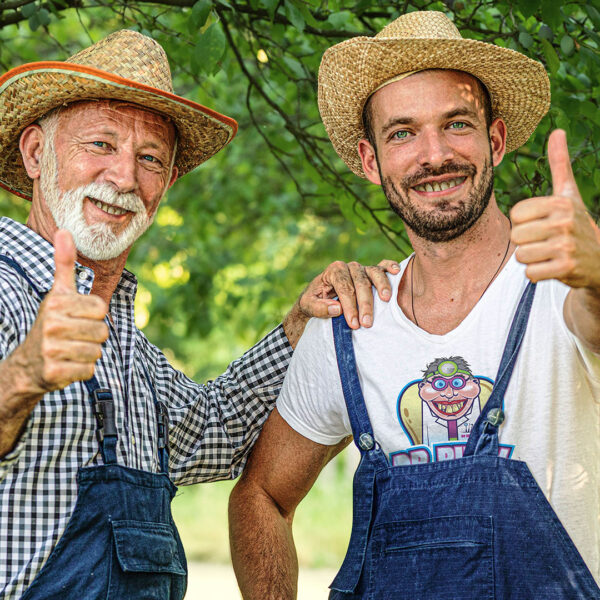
left=282, top=300, right=311, bottom=349
left=0, top=347, right=44, bottom=457
left=229, top=478, right=298, bottom=600
left=564, top=286, right=600, bottom=354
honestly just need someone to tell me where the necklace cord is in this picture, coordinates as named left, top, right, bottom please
left=410, top=223, right=513, bottom=328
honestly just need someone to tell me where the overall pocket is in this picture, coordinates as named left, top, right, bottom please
left=367, top=515, right=494, bottom=600
left=108, top=520, right=186, bottom=600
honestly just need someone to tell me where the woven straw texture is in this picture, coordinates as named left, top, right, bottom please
left=318, top=11, right=551, bottom=178
left=0, top=30, right=237, bottom=199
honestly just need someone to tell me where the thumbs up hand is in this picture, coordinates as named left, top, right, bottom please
left=510, top=129, right=600, bottom=290
left=19, top=230, right=109, bottom=395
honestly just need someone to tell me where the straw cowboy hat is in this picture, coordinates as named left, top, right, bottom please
left=0, top=29, right=237, bottom=199
left=318, top=11, right=551, bottom=178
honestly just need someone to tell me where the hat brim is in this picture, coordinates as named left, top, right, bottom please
left=0, top=62, right=238, bottom=199
left=318, top=37, right=551, bottom=177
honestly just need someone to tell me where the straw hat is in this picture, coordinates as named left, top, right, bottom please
left=318, top=11, right=551, bottom=178
left=0, top=29, right=238, bottom=199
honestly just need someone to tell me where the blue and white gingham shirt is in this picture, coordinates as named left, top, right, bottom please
left=0, top=217, right=293, bottom=597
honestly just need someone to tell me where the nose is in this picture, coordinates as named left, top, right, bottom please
left=416, top=127, right=455, bottom=168
left=103, top=147, right=137, bottom=193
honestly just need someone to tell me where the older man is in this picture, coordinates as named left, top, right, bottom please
left=229, top=11, right=600, bottom=599
left=0, top=30, right=393, bottom=599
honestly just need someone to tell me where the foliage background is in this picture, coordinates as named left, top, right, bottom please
left=1, top=0, right=598, bottom=566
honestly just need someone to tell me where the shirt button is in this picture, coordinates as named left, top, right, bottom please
left=78, top=270, right=88, bottom=282
left=131, top=436, right=136, bottom=446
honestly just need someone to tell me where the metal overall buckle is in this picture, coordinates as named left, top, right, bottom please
left=92, top=388, right=117, bottom=444
left=156, top=401, right=169, bottom=451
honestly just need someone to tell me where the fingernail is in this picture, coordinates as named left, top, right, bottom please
left=382, top=289, right=391, bottom=299
left=351, top=317, right=359, bottom=328
left=362, top=315, right=372, bottom=327
left=391, top=263, right=400, bottom=270
left=328, top=305, right=341, bottom=316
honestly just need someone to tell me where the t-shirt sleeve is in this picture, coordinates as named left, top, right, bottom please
left=277, top=317, right=352, bottom=445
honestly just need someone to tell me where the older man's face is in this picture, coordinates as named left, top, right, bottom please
left=39, top=100, right=177, bottom=260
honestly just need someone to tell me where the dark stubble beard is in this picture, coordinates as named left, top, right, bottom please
left=381, top=151, right=495, bottom=243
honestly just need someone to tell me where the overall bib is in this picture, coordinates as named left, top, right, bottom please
left=329, top=282, right=600, bottom=600
left=0, top=255, right=187, bottom=600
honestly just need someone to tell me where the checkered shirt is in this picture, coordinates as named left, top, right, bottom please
left=0, top=217, right=293, bottom=598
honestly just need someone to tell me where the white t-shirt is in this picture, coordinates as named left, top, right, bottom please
left=278, top=254, right=600, bottom=582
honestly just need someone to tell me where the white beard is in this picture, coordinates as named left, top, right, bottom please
left=39, top=142, right=155, bottom=261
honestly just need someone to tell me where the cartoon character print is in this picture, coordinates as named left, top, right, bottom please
left=392, top=357, right=510, bottom=466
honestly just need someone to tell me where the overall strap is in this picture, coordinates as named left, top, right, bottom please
left=140, top=363, right=170, bottom=475
left=332, top=315, right=385, bottom=459
left=330, top=315, right=386, bottom=594
left=83, top=377, right=118, bottom=465
left=464, top=281, right=537, bottom=457
left=0, top=254, right=45, bottom=300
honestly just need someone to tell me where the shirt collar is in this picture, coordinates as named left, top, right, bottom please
left=0, top=217, right=137, bottom=300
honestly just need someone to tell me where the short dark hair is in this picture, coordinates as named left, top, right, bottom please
left=361, top=71, right=493, bottom=148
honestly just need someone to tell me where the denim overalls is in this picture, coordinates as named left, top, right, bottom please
left=0, top=255, right=187, bottom=600
left=329, top=282, right=599, bottom=599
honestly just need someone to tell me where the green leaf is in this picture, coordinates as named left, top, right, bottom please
left=38, top=8, right=50, bottom=26
left=21, top=2, right=37, bottom=18
left=515, top=0, right=541, bottom=19
left=284, top=1, right=305, bottom=33
left=585, top=4, right=600, bottom=29
left=538, top=24, right=553, bottom=41
left=541, top=1, right=562, bottom=30
left=282, top=56, right=305, bottom=79
left=260, top=0, right=279, bottom=20
left=519, top=31, right=534, bottom=48
left=191, top=0, right=212, bottom=30
left=193, top=23, right=226, bottom=75
left=328, top=11, right=352, bottom=29
left=540, top=38, right=560, bottom=76
left=28, top=13, right=40, bottom=31
left=560, top=35, right=574, bottom=57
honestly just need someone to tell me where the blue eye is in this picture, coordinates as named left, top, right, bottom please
left=92, top=141, right=107, bottom=148
left=452, top=377, right=466, bottom=389
left=142, top=155, right=157, bottom=162
left=433, top=378, right=447, bottom=390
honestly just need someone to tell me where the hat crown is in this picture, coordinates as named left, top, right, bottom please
left=376, top=11, right=462, bottom=40
left=67, top=29, right=174, bottom=93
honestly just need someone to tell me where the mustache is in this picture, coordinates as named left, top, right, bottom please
left=69, top=183, right=146, bottom=213
left=402, top=162, right=477, bottom=189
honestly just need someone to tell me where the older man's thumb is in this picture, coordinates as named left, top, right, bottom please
left=52, top=229, right=77, bottom=294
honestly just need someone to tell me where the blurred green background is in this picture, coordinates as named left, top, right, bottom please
left=1, top=0, right=598, bottom=569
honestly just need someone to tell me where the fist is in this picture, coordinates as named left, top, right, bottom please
left=510, top=129, right=600, bottom=290
left=22, top=230, right=109, bottom=394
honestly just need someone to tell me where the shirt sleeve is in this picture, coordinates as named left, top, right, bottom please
left=142, top=324, right=294, bottom=485
left=276, top=317, right=352, bottom=446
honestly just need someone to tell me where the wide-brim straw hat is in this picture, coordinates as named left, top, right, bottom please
left=318, top=11, right=551, bottom=178
left=0, top=29, right=237, bottom=200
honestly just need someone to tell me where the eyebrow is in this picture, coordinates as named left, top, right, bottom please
left=379, top=106, right=482, bottom=136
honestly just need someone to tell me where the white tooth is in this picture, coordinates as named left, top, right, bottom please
left=432, top=182, right=441, bottom=192
left=425, top=183, right=434, bottom=192
left=440, top=181, right=450, bottom=191
left=108, top=206, right=117, bottom=215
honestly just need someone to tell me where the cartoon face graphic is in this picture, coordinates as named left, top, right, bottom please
left=418, top=359, right=481, bottom=422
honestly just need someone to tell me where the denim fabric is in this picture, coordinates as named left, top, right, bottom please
left=330, top=282, right=600, bottom=600
left=0, top=255, right=187, bottom=600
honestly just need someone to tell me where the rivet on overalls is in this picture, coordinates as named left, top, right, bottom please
left=358, top=433, right=374, bottom=450
left=486, top=407, right=505, bottom=427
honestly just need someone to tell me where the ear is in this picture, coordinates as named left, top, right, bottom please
left=167, top=165, right=178, bottom=190
left=488, top=118, right=507, bottom=167
left=19, top=124, right=45, bottom=180
left=358, top=138, right=382, bottom=185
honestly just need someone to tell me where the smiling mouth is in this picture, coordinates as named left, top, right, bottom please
left=413, top=177, right=466, bottom=193
left=88, top=197, right=131, bottom=216
left=433, top=400, right=466, bottom=415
